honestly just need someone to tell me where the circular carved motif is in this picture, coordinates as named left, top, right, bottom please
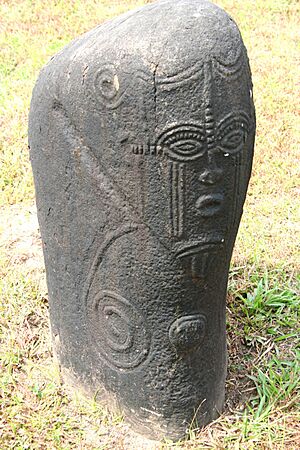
left=169, top=314, right=206, bottom=353
left=93, top=64, right=124, bottom=109
left=157, top=124, right=205, bottom=162
left=87, top=290, right=151, bottom=370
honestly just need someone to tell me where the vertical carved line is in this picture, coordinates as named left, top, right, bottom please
left=237, top=153, right=241, bottom=196
left=169, top=161, right=174, bottom=236
left=178, top=163, right=185, bottom=237
left=230, top=154, right=241, bottom=230
left=203, top=62, right=215, bottom=141
left=173, top=161, right=179, bottom=237
left=169, top=161, right=185, bottom=237
left=235, top=153, right=241, bottom=226
left=205, top=103, right=215, bottom=150
left=191, top=255, right=197, bottom=279
left=191, top=253, right=211, bottom=280
left=229, top=156, right=237, bottom=230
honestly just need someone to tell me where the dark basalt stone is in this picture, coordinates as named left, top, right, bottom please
left=29, top=0, right=255, bottom=441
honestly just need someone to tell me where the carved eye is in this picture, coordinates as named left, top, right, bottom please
left=169, top=135, right=205, bottom=157
left=221, top=128, right=246, bottom=152
left=157, top=125, right=205, bottom=161
left=217, top=112, right=250, bottom=155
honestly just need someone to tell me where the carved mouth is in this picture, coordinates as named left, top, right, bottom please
left=195, top=193, right=224, bottom=217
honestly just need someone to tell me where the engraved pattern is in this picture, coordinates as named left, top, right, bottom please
left=129, top=110, right=251, bottom=240
left=205, top=103, right=215, bottom=151
left=174, top=241, right=223, bottom=259
left=88, top=290, right=151, bottom=369
left=156, top=45, right=246, bottom=91
left=52, top=103, right=172, bottom=253
left=176, top=242, right=223, bottom=280
left=191, top=253, right=214, bottom=280
left=130, top=143, right=161, bottom=156
left=157, top=124, right=205, bottom=162
left=93, top=64, right=126, bottom=109
left=84, top=225, right=152, bottom=370
left=215, top=111, right=251, bottom=230
left=83, top=225, right=150, bottom=370
left=156, top=62, right=204, bottom=90
left=212, top=46, right=245, bottom=79
left=169, top=314, right=207, bottom=353
left=216, top=111, right=250, bottom=154
left=84, top=224, right=138, bottom=305
left=229, top=151, right=242, bottom=231
left=169, top=162, right=185, bottom=238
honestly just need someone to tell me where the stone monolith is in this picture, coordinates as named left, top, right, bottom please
left=29, top=0, right=255, bottom=441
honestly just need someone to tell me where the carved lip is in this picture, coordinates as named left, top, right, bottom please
left=195, top=193, right=224, bottom=217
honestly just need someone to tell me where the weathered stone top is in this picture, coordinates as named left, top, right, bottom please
left=31, top=0, right=254, bottom=249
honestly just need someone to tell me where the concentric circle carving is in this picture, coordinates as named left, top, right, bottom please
left=87, top=290, right=150, bottom=369
left=93, top=64, right=125, bottom=109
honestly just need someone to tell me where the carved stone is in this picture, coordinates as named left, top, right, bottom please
left=29, top=0, right=255, bottom=441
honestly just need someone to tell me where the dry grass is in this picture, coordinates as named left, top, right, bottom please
left=1, top=0, right=299, bottom=448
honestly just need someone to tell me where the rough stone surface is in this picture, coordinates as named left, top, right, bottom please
left=29, top=0, right=255, bottom=441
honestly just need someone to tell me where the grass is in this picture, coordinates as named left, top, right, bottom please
left=0, top=0, right=299, bottom=448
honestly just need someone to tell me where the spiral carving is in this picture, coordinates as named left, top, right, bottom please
left=93, top=64, right=125, bottom=109
left=87, top=290, right=150, bottom=370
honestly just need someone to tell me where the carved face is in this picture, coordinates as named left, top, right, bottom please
left=80, top=5, right=255, bottom=251
left=154, top=61, right=255, bottom=250
left=99, top=54, right=256, bottom=250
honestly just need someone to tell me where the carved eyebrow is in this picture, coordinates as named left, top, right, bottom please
left=216, top=111, right=251, bottom=138
left=156, top=61, right=205, bottom=89
left=158, top=123, right=205, bottom=143
left=212, top=45, right=245, bottom=79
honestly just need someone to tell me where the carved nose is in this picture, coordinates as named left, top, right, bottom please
left=199, top=150, right=223, bottom=185
left=199, top=168, right=223, bottom=185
